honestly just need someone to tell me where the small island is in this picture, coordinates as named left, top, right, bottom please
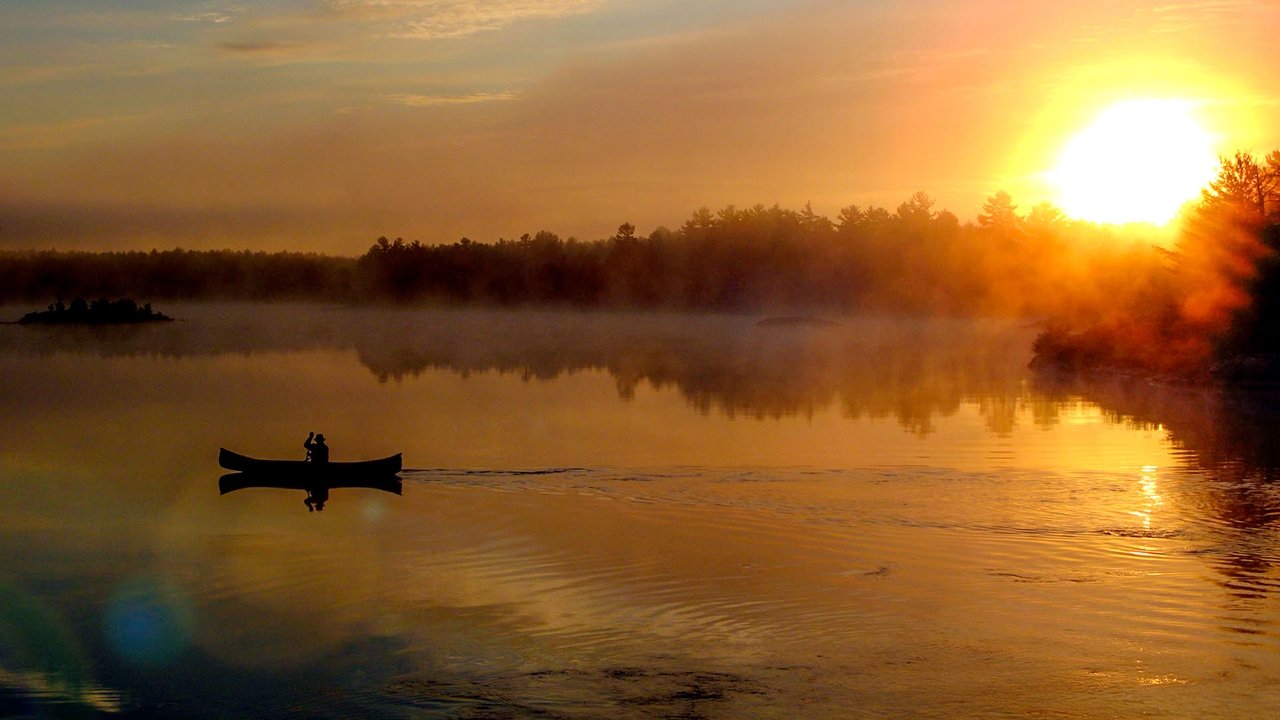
left=17, top=297, right=174, bottom=325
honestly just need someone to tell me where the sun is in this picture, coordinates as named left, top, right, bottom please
left=1046, top=99, right=1219, bottom=225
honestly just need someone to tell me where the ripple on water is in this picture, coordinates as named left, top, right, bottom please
left=370, top=464, right=1280, bottom=717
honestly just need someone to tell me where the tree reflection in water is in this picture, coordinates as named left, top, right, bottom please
left=0, top=305, right=1037, bottom=435
left=1033, top=372, right=1280, bottom=601
left=8, top=303, right=1278, bottom=533
left=352, top=312, right=1037, bottom=437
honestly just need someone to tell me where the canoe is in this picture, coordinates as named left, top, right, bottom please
left=218, top=448, right=402, bottom=477
left=218, top=473, right=403, bottom=496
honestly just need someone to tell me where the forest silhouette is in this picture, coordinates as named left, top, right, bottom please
left=4, top=149, right=1279, bottom=379
left=1, top=192, right=1162, bottom=319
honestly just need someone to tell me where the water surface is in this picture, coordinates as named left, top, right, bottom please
left=1, top=305, right=1277, bottom=718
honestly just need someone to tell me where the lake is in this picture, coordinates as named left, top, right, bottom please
left=1, top=304, right=1278, bottom=718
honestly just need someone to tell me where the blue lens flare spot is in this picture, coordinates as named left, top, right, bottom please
left=104, top=579, right=194, bottom=667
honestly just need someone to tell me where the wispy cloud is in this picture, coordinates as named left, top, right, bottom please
left=1144, top=0, right=1268, bottom=34
left=171, top=4, right=245, bottom=25
left=218, top=40, right=308, bottom=54
left=327, top=0, right=603, bottom=39
left=0, top=64, right=78, bottom=87
left=0, top=115, right=140, bottom=151
left=387, top=90, right=516, bottom=106
left=1151, top=0, right=1267, bottom=13
left=172, top=12, right=237, bottom=24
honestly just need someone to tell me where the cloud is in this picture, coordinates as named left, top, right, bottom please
left=218, top=40, right=308, bottom=54
left=0, top=64, right=80, bottom=87
left=171, top=5, right=244, bottom=24
left=326, top=0, right=604, bottom=39
left=387, top=91, right=516, bottom=106
left=0, top=117, right=113, bottom=151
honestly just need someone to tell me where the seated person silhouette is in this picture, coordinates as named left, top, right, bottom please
left=304, top=432, right=329, bottom=463
left=303, top=432, right=330, bottom=512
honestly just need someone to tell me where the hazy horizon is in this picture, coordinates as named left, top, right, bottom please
left=3, top=1, right=1280, bottom=253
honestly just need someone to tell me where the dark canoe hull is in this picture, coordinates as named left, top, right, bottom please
left=218, top=448, right=402, bottom=477
left=219, top=473, right=403, bottom=496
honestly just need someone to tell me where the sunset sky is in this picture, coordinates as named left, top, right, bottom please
left=2, top=0, right=1278, bottom=254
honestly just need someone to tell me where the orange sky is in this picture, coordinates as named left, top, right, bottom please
left=1, top=1, right=1278, bottom=254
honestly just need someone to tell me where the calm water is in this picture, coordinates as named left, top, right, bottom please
left=1, top=305, right=1278, bottom=718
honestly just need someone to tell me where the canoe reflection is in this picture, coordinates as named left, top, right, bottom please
left=218, top=473, right=403, bottom=511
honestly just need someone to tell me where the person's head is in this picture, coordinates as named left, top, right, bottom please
left=315, top=434, right=326, bottom=443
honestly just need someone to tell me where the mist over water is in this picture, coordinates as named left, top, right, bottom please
left=1, top=304, right=1278, bottom=718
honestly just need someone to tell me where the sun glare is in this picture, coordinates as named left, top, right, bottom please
left=1047, top=99, right=1219, bottom=225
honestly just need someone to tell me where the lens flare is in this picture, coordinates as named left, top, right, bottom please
left=105, top=578, right=195, bottom=667
left=0, top=579, right=122, bottom=711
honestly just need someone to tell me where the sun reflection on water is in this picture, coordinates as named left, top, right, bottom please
left=1134, top=464, right=1164, bottom=531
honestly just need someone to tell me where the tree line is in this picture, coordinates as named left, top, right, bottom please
left=4, top=155, right=1277, bottom=347
left=353, top=192, right=1163, bottom=319
left=0, top=249, right=356, bottom=304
